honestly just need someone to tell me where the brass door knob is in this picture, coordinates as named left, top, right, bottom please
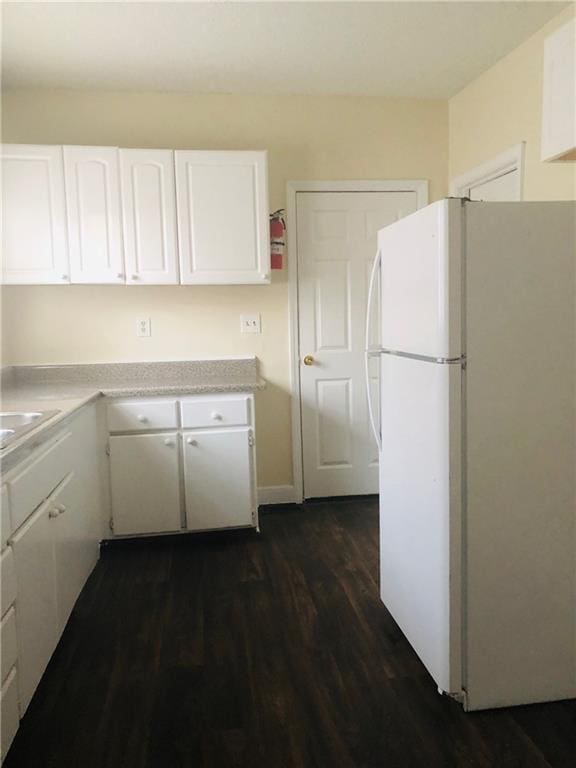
left=303, top=355, right=315, bottom=366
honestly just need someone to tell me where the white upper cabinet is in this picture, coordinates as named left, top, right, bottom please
left=541, top=18, right=576, bottom=162
left=175, top=150, right=270, bottom=284
left=1, top=144, right=70, bottom=284
left=120, top=149, right=179, bottom=284
left=64, top=146, right=125, bottom=283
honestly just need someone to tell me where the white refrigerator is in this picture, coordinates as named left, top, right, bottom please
left=365, top=198, right=576, bottom=711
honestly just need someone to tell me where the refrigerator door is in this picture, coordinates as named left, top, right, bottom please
left=379, top=199, right=463, bottom=359
left=379, top=352, right=462, bottom=694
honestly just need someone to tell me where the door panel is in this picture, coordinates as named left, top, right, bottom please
left=316, top=379, right=353, bottom=467
left=52, top=472, right=99, bottom=631
left=298, top=191, right=418, bottom=498
left=64, top=146, right=125, bottom=283
left=379, top=354, right=462, bottom=693
left=120, top=149, right=179, bottom=284
left=379, top=198, right=462, bottom=359
left=11, top=500, right=59, bottom=714
left=110, top=433, right=181, bottom=535
left=1, top=144, right=69, bottom=284
left=468, top=169, right=519, bottom=202
left=175, top=150, right=269, bottom=284
left=182, top=428, right=254, bottom=531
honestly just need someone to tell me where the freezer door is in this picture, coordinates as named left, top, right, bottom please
left=379, top=353, right=462, bottom=694
left=379, top=199, right=462, bottom=359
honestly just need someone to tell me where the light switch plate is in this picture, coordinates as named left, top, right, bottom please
left=136, top=317, right=152, bottom=337
left=240, top=314, right=261, bottom=334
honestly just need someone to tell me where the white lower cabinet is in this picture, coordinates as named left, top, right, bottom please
left=10, top=499, right=59, bottom=715
left=107, top=394, right=258, bottom=536
left=1, top=669, right=19, bottom=762
left=182, top=428, right=254, bottom=531
left=52, top=473, right=100, bottom=631
left=109, top=433, right=181, bottom=536
left=1, top=402, right=107, bottom=750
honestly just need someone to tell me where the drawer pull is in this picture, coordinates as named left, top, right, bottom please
left=137, top=415, right=148, bottom=423
left=210, top=412, right=222, bottom=421
left=186, top=438, right=197, bottom=446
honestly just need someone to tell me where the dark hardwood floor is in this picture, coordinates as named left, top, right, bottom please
left=6, top=499, right=575, bottom=768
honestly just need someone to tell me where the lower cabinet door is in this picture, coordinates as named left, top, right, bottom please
left=10, top=500, right=59, bottom=715
left=110, top=433, right=181, bottom=535
left=182, top=428, right=254, bottom=531
left=1, top=667, right=19, bottom=761
left=52, top=472, right=99, bottom=632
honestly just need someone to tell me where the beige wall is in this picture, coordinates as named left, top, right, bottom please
left=449, top=6, right=576, bottom=201
left=1, top=90, right=448, bottom=488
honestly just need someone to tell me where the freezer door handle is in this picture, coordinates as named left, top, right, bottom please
left=365, top=247, right=382, bottom=451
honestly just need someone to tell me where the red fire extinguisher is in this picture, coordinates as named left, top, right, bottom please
left=270, top=209, right=286, bottom=270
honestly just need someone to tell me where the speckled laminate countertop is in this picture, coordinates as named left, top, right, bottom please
left=1, top=358, right=265, bottom=470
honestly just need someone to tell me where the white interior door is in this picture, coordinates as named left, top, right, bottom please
left=297, top=190, right=418, bottom=498
left=467, top=169, right=519, bottom=201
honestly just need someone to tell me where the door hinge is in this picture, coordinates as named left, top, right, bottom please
left=105, top=442, right=111, bottom=457
left=248, top=433, right=255, bottom=447
left=109, top=517, right=114, bottom=533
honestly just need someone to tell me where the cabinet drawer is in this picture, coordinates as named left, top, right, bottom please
left=181, top=397, right=250, bottom=429
left=1, top=547, right=16, bottom=617
left=1, top=667, right=19, bottom=761
left=107, top=400, right=178, bottom=432
left=8, top=432, right=72, bottom=531
left=1, top=608, right=17, bottom=683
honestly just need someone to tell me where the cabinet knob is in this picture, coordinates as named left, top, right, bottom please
left=117, top=272, right=124, bottom=279
left=61, top=274, right=69, bottom=281
left=186, top=438, right=197, bottom=446
left=56, top=503, right=66, bottom=513
left=49, top=509, right=60, bottom=519
left=137, top=415, right=148, bottom=423
left=164, top=438, right=174, bottom=447
left=132, top=274, right=139, bottom=280
left=210, top=412, right=222, bottom=421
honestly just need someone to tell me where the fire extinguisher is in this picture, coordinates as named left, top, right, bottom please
left=270, top=209, right=286, bottom=270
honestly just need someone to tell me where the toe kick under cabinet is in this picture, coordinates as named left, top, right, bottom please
left=107, top=393, right=258, bottom=537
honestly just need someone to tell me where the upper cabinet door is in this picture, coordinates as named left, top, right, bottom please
left=120, top=149, right=179, bottom=285
left=1, top=144, right=70, bottom=284
left=64, top=146, right=125, bottom=283
left=541, top=18, right=576, bottom=162
left=175, top=150, right=270, bottom=284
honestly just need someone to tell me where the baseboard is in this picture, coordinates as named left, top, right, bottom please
left=257, top=485, right=297, bottom=505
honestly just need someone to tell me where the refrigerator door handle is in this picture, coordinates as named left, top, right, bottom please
left=365, top=247, right=382, bottom=451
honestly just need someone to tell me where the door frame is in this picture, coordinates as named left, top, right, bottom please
left=286, top=180, right=429, bottom=503
left=449, top=142, right=526, bottom=200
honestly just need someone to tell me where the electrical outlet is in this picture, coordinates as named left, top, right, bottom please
left=136, top=317, right=151, bottom=337
left=240, top=314, right=261, bottom=334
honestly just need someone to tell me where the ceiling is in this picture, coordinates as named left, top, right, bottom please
left=1, top=1, right=568, bottom=99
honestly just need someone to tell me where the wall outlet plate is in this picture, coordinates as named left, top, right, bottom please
left=240, top=314, right=261, bottom=334
left=136, top=317, right=152, bottom=337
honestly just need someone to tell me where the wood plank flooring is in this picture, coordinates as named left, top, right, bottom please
left=5, top=499, right=576, bottom=768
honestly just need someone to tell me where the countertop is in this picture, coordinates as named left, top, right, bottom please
left=1, top=358, right=265, bottom=471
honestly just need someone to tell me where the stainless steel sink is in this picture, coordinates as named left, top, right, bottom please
left=0, top=410, right=60, bottom=449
